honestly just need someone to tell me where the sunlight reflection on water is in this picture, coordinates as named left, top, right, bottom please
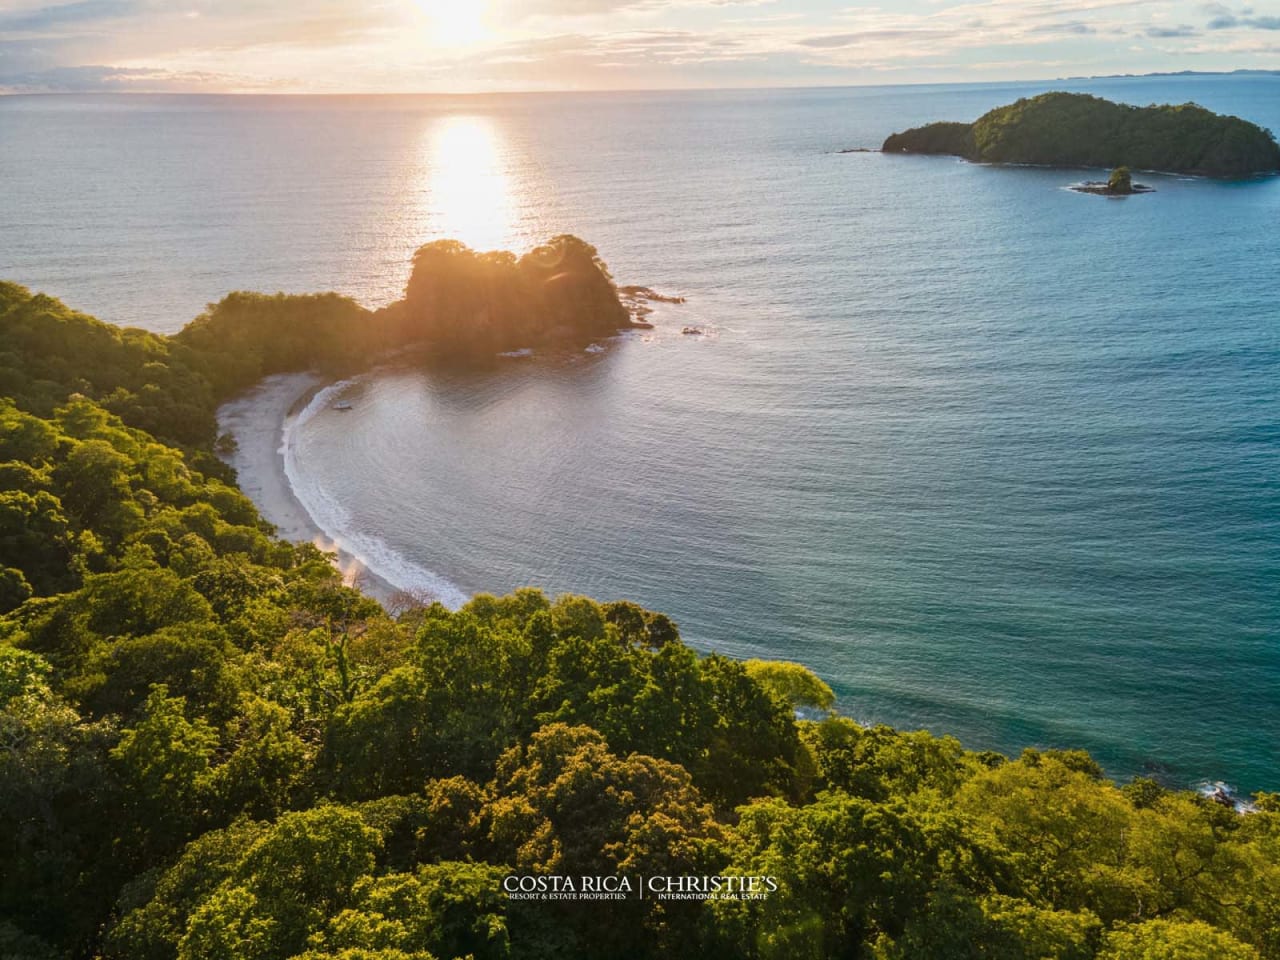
left=422, top=114, right=519, bottom=252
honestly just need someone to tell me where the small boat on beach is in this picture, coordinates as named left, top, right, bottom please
left=332, top=401, right=353, bottom=411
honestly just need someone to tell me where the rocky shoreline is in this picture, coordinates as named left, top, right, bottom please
left=1071, top=180, right=1157, bottom=196
left=618, top=284, right=687, bottom=328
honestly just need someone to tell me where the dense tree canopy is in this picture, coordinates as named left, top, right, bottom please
left=883, top=92, right=1280, bottom=177
left=0, top=274, right=1276, bottom=960
left=1, top=282, right=216, bottom=448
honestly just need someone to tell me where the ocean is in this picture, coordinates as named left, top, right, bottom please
left=2, top=77, right=1277, bottom=792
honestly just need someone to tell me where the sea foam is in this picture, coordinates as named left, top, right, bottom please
left=281, top=379, right=471, bottom=610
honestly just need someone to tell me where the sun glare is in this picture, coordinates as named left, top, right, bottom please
left=423, top=115, right=517, bottom=251
left=412, top=0, right=490, bottom=49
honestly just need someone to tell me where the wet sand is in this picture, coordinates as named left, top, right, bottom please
left=215, top=372, right=404, bottom=607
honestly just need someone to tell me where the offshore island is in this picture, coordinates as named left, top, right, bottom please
left=2, top=238, right=1279, bottom=960
left=882, top=91, right=1280, bottom=178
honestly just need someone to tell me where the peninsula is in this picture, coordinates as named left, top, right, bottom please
left=881, top=92, right=1280, bottom=178
left=179, top=234, right=650, bottom=397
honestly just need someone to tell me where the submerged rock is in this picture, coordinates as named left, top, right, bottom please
left=618, top=285, right=687, bottom=304
left=617, top=284, right=686, bottom=330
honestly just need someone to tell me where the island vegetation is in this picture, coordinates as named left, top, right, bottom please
left=882, top=92, right=1280, bottom=177
left=2, top=253, right=1280, bottom=960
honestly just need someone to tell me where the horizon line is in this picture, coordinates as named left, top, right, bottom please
left=2, top=68, right=1275, bottom=99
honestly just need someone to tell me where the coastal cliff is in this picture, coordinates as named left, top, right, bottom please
left=882, top=92, right=1280, bottom=177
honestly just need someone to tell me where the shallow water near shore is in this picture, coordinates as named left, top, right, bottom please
left=5, top=75, right=1280, bottom=792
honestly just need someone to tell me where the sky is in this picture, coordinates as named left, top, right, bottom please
left=0, top=0, right=1278, bottom=93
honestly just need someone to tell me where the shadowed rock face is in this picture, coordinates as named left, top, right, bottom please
left=882, top=92, right=1280, bottom=178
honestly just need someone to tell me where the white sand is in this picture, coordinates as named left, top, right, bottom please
left=216, top=372, right=403, bottom=607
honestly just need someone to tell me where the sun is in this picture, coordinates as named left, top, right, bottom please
left=411, top=0, right=491, bottom=50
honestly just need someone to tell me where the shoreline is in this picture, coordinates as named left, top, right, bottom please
left=210, top=373, right=1254, bottom=804
left=211, top=316, right=669, bottom=615
left=215, top=371, right=407, bottom=607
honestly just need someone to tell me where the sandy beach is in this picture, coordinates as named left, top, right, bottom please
left=216, top=372, right=405, bottom=607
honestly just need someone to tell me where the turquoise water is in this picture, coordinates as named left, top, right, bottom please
left=2, top=78, right=1278, bottom=791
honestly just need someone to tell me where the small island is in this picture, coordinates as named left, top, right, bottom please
left=881, top=92, right=1280, bottom=178
left=1071, top=165, right=1156, bottom=196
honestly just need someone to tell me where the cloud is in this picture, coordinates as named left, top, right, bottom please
left=506, top=0, right=639, bottom=13
left=0, top=0, right=396, bottom=56
left=0, top=63, right=262, bottom=93
left=507, top=0, right=772, bottom=18
left=2, top=0, right=1278, bottom=93
left=477, top=0, right=1276, bottom=83
left=1028, top=20, right=1097, bottom=33
left=1204, top=4, right=1280, bottom=28
left=798, top=29, right=958, bottom=48
left=799, top=0, right=1161, bottom=62
left=0, top=0, right=144, bottom=34
left=474, top=28, right=761, bottom=66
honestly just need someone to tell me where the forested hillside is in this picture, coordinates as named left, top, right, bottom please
left=2, top=258, right=1278, bottom=960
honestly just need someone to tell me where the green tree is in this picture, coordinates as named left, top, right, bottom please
left=1098, top=919, right=1261, bottom=959
left=744, top=659, right=835, bottom=712
left=174, top=807, right=382, bottom=960
left=0, top=646, right=118, bottom=952
left=805, top=718, right=974, bottom=801
left=209, top=697, right=312, bottom=820
left=0, top=489, right=76, bottom=599
left=111, top=685, right=219, bottom=859
left=486, top=723, right=724, bottom=877
left=71, top=623, right=240, bottom=723
left=708, top=791, right=959, bottom=959
left=0, top=566, right=32, bottom=613
left=311, top=863, right=509, bottom=960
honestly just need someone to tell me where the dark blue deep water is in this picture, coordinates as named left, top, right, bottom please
left=2, top=76, right=1277, bottom=791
